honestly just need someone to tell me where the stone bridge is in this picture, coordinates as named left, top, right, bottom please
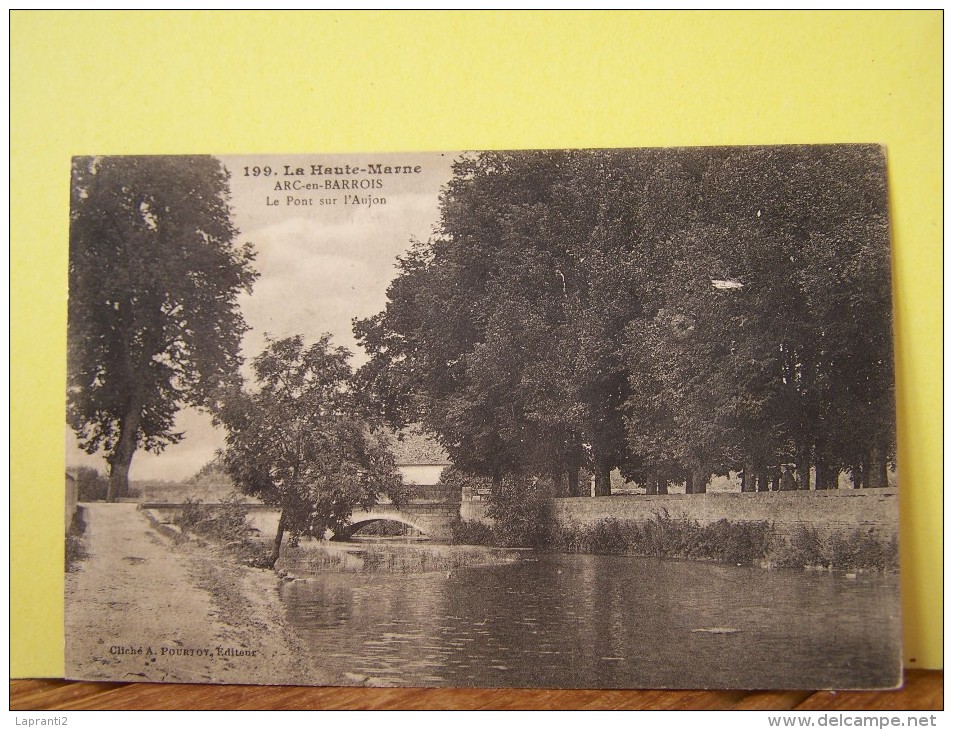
left=140, top=481, right=463, bottom=542
left=330, top=483, right=462, bottom=540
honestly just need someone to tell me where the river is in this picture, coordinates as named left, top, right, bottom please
left=277, top=549, right=901, bottom=689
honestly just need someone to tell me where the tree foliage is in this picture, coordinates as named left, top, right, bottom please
left=68, top=156, right=257, bottom=499
left=186, top=457, right=232, bottom=487
left=73, top=466, right=109, bottom=502
left=213, top=335, right=406, bottom=567
left=355, top=146, right=895, bottom=496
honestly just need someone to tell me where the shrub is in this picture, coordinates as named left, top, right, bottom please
left=445, top=472, right=562, bottom=548
left=579, top=518, right=632, bottom=554
left=770, top=525, right=899, bottom=572
left=175, top=493, right=254, bottom=542
left=230, top=540, right=273, bottom=569
left=698, top=518, right=774, bottom=564
left=486, top=476, right=557, bottom=548
left=174, top=494, right=268, bottom=567
left=545, top=511, right=773, bottom=566
left=830, top=529, right=899, bottom=572
left=638, top=509, right=699, bottom=557
left=74, top=467, right=109, bottom=502
left=175, top=498, right=213, bottom=532
left=449, top=518, right=496, bottom=546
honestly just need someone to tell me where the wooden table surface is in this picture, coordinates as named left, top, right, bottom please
left=10, top=671, right=942, bottom=711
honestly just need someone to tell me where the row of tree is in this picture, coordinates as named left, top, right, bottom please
left=355, top=147, right=896, bottom=495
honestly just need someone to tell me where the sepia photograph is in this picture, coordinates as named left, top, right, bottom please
left=64, top=147, right=901, bottom=690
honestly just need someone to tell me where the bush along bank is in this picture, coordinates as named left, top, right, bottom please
left=173, top=495, right=272, bottom=569
left=766, top=524, right=899, bottom=573
left=452, top=507, right=898, bottom=573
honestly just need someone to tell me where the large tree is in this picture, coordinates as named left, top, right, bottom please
left=68, top=156, right=258, bottom=500
left=355, top=151, right=643, bottom=494
left=213, top=335, right=406, bottom=568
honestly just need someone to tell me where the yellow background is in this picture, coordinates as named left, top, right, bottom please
left=11, top=11, right=942, bottom=677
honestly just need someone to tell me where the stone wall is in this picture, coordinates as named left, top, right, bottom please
left=462, top=489, right=899, bottom=541
left=459, top=499, right=491, bottom=523
left=552, top=489, right=899, bottom=540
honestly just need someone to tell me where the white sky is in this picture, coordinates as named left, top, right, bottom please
left=66, top=152, right=458, bottom=482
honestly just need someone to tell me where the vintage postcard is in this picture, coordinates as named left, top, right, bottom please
left=65, top=147, right=901, bottom=689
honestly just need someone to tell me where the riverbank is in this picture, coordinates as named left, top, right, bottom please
left=451, top=509, right=899, bottom=573
left=65, top=502, right=339, bottom=686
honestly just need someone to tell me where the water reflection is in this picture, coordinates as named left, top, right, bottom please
left=279, top=552, right=900, bottom=689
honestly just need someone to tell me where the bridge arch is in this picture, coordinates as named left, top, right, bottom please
left=334, top=512, right=432, bottom=540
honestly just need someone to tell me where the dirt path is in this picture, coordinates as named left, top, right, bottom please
left=65, top=502, right=334, bottom=686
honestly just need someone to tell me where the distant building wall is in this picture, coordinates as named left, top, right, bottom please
left=398, top=464, right=446, bottom=486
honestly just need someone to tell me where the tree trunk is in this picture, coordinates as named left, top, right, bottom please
left=107, top=395, right=143, bottom=501
left=107, top=458, right=132, bottom=503
left=685, top=471, right=694, bottom=495
left=814, top=453, right=826, bottom=490
left=741, top=463, right=756, bottom=492
left=491, top=470, right=503, bottom=499
left=550, top=465, right=565, bottom=497
left=814, top=453, right=838, bottom=490
left=593, top=465, right=611, bottom=496
left=867, top=446, right=888, bottom=488
left=830, top=467, right=841, bottom=490
left=692, top=467, right=708, bottom=494
left=796, top=448, right=811, bottom=490
left=779, top=466, right=796, bottom=491
left=566, top=466, right=581, bottom=497
left=645, top=469, right=658, bottom=496
left=851, top=464, right=865, bottom=489
left=656, top=476, right=668, bottom=495
left=756, top=471, right=769, bottom=492
left=823, top=466, right=840, bottom=489
left=269, top=510, right=288, bottom=569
